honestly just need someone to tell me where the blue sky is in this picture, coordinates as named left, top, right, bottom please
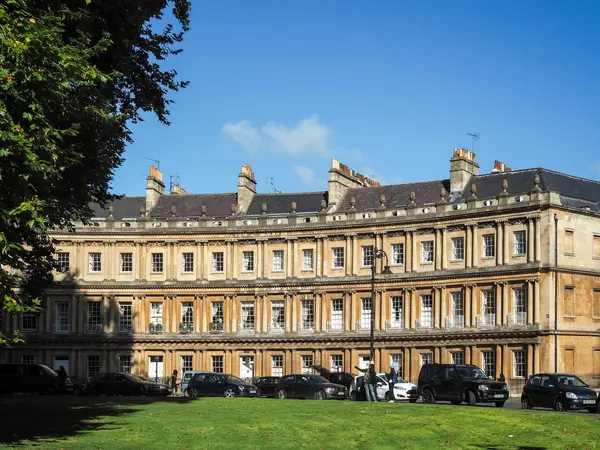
left=112, top=0, right=600, bottom=196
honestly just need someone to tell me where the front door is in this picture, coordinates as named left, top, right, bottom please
left=53, top=356, right=70, bottom=376
left=240, top=356, right=254, bottom=383
left=148, top=356, right=164, bottom=382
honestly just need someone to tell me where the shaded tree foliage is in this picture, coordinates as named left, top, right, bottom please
left=0, top=0, right=191, bottom=345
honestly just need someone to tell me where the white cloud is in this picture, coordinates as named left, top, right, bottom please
left=222, top=120, right=263, bottom=153
left=294, top=165, right=315, bottom=184
left=222, top=115, right=361, bottom=160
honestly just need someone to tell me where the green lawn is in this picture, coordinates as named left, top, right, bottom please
left=1, top=396, right=598, bottom=449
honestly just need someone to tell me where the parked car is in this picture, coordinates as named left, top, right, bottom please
left=86, top=373, right=170, bottom=396
left=276, top=374, right=347, bottom=400
left=69, top=376, right=87, bottom=396
left=417, top=363, right=509, bottom=407
left=309, top=365, right=355, bottom=391
left=254, top=376, right=281, bottom=397
left=349, top=373, right=417, bottom=402
left=521, top=373, right=599, bottom=413
left=187, top=372, right=258, bottom=398
left=0, top=363, right=72, bottom=395
left=181, top=370, right=203, bottom=393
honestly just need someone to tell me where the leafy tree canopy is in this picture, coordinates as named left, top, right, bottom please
left=0, top=0, right=191, bottom=345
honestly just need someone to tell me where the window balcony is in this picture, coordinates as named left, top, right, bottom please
left=445, top=315, right=465, bottom=329
left=355, top=320, right=370, bottom=333
left=476, top=313, right=496, bottom=329
left=148, top=323, right=164, bottom=334
left=52, top=323, right=70, bottom=334
left=237, top=321, right=255, bottom=335
left=385, top=319, right=404, bottom=331
left=208, top=322, right=224, bottom=333
left=117, top=323, right=134, bottom=334
left=507, top=312, right=527, bottom=326
left=267, top=324, right=285, bottom=335
left=84, top=323, right=103, bottom=334
left=325, top=321, right=344, bottom=333
left=178, top=322, right=195, bottom=334
left=297, top=320, right=315, bottom=334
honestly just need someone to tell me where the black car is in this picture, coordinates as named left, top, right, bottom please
left=309, top=365, right=355, bottom=391
left=86, top=373, right=170, bottom=396
left=521, top=373, right=599, bottom=413
left=276, top=374, right=347, bottom=400
left=254, top=376, right=281, bottom=397
left=187, top=372, right=258, bottom=398
left=417, top=363, right=509, bottom=407
left=69, top=376, right=87, bottom=396
left=0, top=363, right=72, bottom=395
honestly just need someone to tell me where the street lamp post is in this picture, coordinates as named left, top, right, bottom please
left=370, top=247, right=393, bottom=364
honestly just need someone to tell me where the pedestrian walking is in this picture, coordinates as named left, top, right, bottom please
left=387, top=364, right=397, bottom=403
left=355, top=363, right=378, bottom=402
left=170, top=369, right=178, bottom=394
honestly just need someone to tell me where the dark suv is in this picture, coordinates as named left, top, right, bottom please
left=417, top=363, right=509, bottom=407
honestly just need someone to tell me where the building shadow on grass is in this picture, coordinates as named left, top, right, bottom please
left=0, top=394, right=196, bottom=446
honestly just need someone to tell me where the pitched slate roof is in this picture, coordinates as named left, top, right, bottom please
left=245, top=192, right=328, bottom=215
left=90, top=197, right=145, bottom=219
left=150, top=193, right=238, bottom=218
left=336, top=180, right=451, bottom=212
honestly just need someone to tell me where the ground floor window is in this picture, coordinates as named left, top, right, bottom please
left=301, top=355, right=313, bottom=374
left=212, top=355, right=224, bottom=373
left=87, top=355, right=101, bottom=379
left=390, top=354, right=403, bottom=378
left=451, top=351, right=464, bottom=365
left=513, top=350, right=526, bottom=378
left=21, top=355, right=35, bottom=364
left=330, top=355, right=343, bottom=372
left=118, top=355, right=131, bottom=373
left=181, top=355, right=193, bottom=373
left=420, top=353, right=433, bottom=366
left=482, top=351, right=495, bottom=377
left=272, top=356, right=283, bottom=377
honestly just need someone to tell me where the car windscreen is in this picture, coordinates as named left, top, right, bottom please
left=457, top=367, right=488, bottom=379
left=556, top=375, right=587, bottom=387
left=309, top=376, right=330, bottom=384
left=223, top=375, right=245, bottom=384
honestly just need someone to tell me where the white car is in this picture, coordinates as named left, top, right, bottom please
left=350, top=373, right=417, bottom=402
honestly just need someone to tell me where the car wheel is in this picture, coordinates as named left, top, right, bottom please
left=185, top=388, right=198, bottom=398
left=350, top=391, right=357, bottom=401
left=256, top=389, right=262, bottom=398
left=521, top=396, right=532, bottom=409
left=224, top=388, right=236, bottom=398
left=495, top=402, right=505, bottom=408
left=315, top=390, right=326, bottom=400
left=466, top=391, right=476, bottom=406
left=450, top=399, right=462, bottom=405
left=87, top=387, right=99, bottom=396
left=554, top=399, right=566, bottom=412
left=422, top=389, right=436, bottom=404
left=44, top=385, right=57, bottom=395
left=278, top=389, right=287, bottom=399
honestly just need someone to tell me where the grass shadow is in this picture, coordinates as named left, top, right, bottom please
left=0, top=394, right=196, bottom=446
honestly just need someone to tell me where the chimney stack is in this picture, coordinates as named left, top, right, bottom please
left=145, top=165, right=164, bottom=212
left=237, top=164, right=257, bottom=212
left=449, top=148, right=479, bottom=193
left=328, top=159, right=380, bottom=207
left=491, top=160, right=513, bottom=173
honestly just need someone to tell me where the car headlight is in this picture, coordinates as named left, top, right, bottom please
left=565, top=392, right=577, bottom=399
left=238, top=386, right=247, bottom=392
left=478, top=385, right=489, bottom=391
left=502, top=384, right=508, bottom=391
left=326, top=387, right=337, bottom=393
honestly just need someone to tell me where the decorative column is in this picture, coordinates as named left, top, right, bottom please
left=261, top=294, right=268, bottom=334
left=343, top=291, right=351, bottom=331
left=350, top=291, right=357, bottom=331
left=201, top=295, right=209, bottom=333
left=439, top=286, right=447, bottom=328
left=286, top=239, right=293, bottom=278
left=225, top=241, right=232, bottom=280
left=464, top=284, right=471, bottom=327
left=495, top=282, right=502, bottom=326
left=527, top=344, right=534, bottom=378
left=434, top=287, right=441, bottom=328
left=256, top=239, right=263, bottom=280
left=434, top=228, right=442, bottom=270
left=290, top=238, right=297, bottom=278
left=533, top=344, right=541, bottom=374
left=232, top=241, right=239, bottom=280
left=533, top=278, right=540, bottom=324
left=502, top=282, right=510, bottom=326
left=471, top=223, right=479, bottom=268
left=201, top=241, right=208, bottom=281
left=527, top=280, right=534, bottom=325
left=321, top=237, right=328, bottom=277
left=502, top=220, right=510, bottom=265
left=527, top=218, right=535, bottom=263
left=534, top=216, right=541, bottom=262
left=465, top=225, right=472, bottom=269
left=410, top=289, right=417, bottom=329
left=411, top=231, right=417, bottom=272
left=496, top=220, right=503, bottom=266
left=345, top=236, right=352, bottom=276
left=351, top=235, right=358, bottom=276
left=465, top=346, right=472, bottom=364
left=290, top=294, right=297, bottom=332
left=495, top=344, right=503, bottom=380
left=441, top=227, right=448, bottom=270
left=379, top=290, right=386, bottom=331
left=319, top=292, right=327, bottom=332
